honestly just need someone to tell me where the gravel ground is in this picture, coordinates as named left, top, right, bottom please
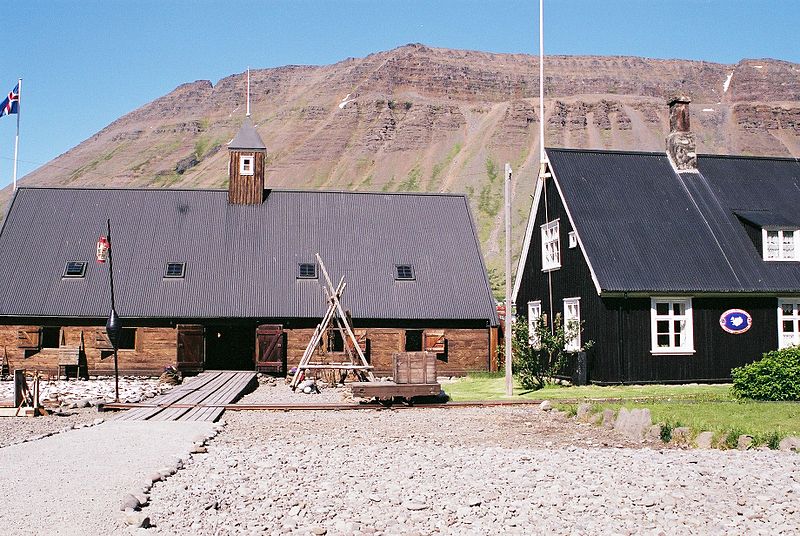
left=0, top=420, right=213, bottom=536
left=0, top=378, right=171, bottom=448
left=240, top=377, right=355, bottom=405
left=141, top=386, right=800, bottom=535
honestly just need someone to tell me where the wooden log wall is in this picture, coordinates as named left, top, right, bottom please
left=285, top=327, right=491, bottom=376
left=227, top=150, right=265, bottom=204
left=0, top=324, right=176, bottom=377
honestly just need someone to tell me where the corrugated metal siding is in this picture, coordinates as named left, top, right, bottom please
left=547, top=149, right=800, bottom=293
left=0, top=188, right=498, bottom=324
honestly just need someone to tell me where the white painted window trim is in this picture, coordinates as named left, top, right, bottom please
left=778, top=298, right=800, bottom=349
left=527, top=300, right=542, bottom=348
left=762, top=228, right=798, bottom=261
left=240, top=154, right=255, bottom=176
left=650, top=297, right=695, bottom=355
left=563, top=297, right=581, bottom=352
left=568, top=231, right=577, bottom=249
left=541, top=219, right=561, bottom=271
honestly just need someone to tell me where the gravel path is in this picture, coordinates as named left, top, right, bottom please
left=140, top=386, right=800, bottom=535
left=0, top=420, right=212, bottom=536
left=0, top=407, right=100, bottom=448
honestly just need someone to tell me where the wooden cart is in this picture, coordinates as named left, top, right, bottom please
left=349, top=351, right=443, bottom=404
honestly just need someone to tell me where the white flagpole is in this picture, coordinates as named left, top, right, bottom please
left=12, top=78, right=21, bottom=191
left=246, top=67, right=250, bottom=117
left=539, top=0, right=545, bottom=165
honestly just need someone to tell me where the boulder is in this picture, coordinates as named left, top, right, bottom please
left=778, top=436, right=800, bottom=452
left=737, top=435, right=754, bottom=450
left=614, top=407, right=652, bottom=439
left=539, top=400, right=553, bottom=411
left=602, top=409, right=616, bottom=428
left=576, top=403, right=592, bottom=421
left=695, top=431, right=714, bottom=449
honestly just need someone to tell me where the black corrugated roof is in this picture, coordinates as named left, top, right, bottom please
left=0, top=187, right=497, bottom=323
left=547, top=148, right=800, bottom=293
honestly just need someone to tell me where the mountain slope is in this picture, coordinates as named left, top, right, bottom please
left=10, top=45, right=800, bottom=292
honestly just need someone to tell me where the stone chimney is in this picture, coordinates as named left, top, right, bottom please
left=227, top=117, right=267, bottom=204
left=666, top=96, right=697, bottom=171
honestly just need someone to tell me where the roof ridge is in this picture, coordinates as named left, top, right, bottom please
left=14, top=185, right=467, bottom=198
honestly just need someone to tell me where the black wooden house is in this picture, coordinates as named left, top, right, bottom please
left=514, top=97, right=800, bottom=383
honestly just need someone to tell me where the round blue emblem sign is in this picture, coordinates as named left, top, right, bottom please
left=720, top=309, right=752, bottom=334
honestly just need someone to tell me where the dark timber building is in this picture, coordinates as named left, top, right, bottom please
left=0, top=118, right=498, bottom=377
left=514, top=97, right=800, bottom=383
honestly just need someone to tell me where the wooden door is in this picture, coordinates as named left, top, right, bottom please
left=255, top=324, right=284, bottom=373
left=176, top=324, right=204, bottom=374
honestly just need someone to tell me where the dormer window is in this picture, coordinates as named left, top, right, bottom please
left=240, top=155, right=254, bottom=176
left=763, top=229, right=798, bottom=261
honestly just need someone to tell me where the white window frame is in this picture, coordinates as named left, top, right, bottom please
left=541, top=219, right=561, bottom=271
left=563, top=297, right=581, bottom=352
left=650, top=297, right=694, bottom=355
left=762, top=229, right=798, bottom=261
left=527, top=300, right=542, bottom=348
left=239, top=154, right=255, bottom=176
left=568, top=231, right=578, bottom=249
left=778, top=298, right=800, bottom=349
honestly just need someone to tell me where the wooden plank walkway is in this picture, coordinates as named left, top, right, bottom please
left=115, top=371, right=257, bottom=422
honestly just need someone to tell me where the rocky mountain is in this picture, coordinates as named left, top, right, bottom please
left=9, top=44, right=800, bottom=290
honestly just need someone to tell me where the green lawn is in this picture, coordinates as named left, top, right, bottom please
left=444, top=373, right=800, bottom=445
left=444, top=373, right=732, bottom=402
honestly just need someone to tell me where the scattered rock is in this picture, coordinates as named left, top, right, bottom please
left=695, top=431, right=714, bottom=449
left=576, top=403, right=592, bottom=421
left=648, top=424, right=663, bottom=440
left=120, top=494, right=141, bottom=511
left=602, top=409, right=616, bottom=428
left=614, top=407, right=652, bottom=439
left=779, top=436, right=800, bottom=452
left=738, top=435, right=754, bottom=451
left=123, top=512, right=150, bottom=528
left=539, top=400, right=553, bottom=411
left=404, top=501, right=428, bottom=511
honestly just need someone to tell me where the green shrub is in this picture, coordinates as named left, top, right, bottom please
left=511, top=314, right=591, bottom=391
left=731, top=346, right=800, bottom=401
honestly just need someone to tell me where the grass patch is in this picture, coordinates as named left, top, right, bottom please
left=444, top=375, right=800, bottom=445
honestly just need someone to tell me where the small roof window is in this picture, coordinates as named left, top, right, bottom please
left=298, top=263, right=318, bottom=279
left=63, top=261, right=87, bottom=278
left=395, top=264, right=415, bottom=280
left=164, top=262, right=186, bottom=278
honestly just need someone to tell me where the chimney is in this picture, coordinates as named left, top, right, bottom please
left=227, top=117, right=267, bottom=204
left=666, top=96, right=697, bottom=171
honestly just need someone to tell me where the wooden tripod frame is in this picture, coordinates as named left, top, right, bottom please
left=290, top=254, right=375, bottom=390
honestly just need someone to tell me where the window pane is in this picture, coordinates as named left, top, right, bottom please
left=783, top=231, right=795, bottom=258
left=672, top=303, right=684, bottom=315
left=656, top=320, right=670, bottom=334
left=766, top=231, right=779, bottom=258
left=784, top=321, right=795, bottom=332
left=674, top=332, right=683, bottom=347
left=656, top=302, right=669, bottom=316
left=782, top=303, right=794, bottom=315
left=657, top=334, right=670, bottom=347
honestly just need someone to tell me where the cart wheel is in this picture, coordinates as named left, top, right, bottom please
left=379, top=397, right=393, bottom=407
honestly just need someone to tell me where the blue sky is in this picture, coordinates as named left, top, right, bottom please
left=1, top=0, right=798, bottom=189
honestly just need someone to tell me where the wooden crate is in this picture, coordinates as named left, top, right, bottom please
left=393, top=351, right=436, bottom=385
left=349, top=381, right=441, bottom=399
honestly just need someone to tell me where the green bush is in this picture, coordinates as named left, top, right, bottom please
left=731, top=346, right=800, bottom=401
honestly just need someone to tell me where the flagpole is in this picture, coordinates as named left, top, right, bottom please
left=12, top=78, right=21, bottom=191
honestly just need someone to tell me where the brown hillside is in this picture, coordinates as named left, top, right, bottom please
left=8, top=45, right=800, bottom=289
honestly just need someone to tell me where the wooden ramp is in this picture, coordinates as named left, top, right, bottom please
left=116, top=371, right=257, bottom=422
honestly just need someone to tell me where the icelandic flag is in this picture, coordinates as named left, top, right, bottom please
left=0, top=83, right=20, bottom=117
